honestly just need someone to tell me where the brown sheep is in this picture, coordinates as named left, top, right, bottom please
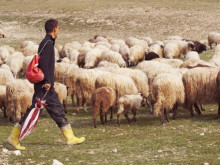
left=91, top=87, right=117, bottom=128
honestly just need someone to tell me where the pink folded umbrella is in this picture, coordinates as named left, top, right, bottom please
left=19, top=91, right=48, bottom=142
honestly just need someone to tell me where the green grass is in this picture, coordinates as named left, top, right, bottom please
left=1, top=102, right=220, bottom=165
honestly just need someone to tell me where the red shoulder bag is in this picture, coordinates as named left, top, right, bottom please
left=25, top=40, right=51, bottom=84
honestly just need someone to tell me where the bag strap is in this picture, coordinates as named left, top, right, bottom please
left=39, top=40, right=52, bottom=55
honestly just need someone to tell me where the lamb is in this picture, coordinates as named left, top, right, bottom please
left=152, top=73, right=185, bottom=124
left=99, top=50, right=126, bottom=67
left=54, top=82, right=67, bottom=113
left=117, top=94, right=143, bottom=125
left=8, top=89, right=32, bottom=122
left=91, top=87, right=117, bottom=128
left=0, top=68, right=14, bottom=85
left=0, top=28, right=5, bottom=38
left=95, top=73, right=138, bottom=98
left=108, top=38, right=126, bottom=46
left=164, top=40, right=194, bottom=59
left=147, top=43, right=164, bottom=58
left=61, top=42, right=81, bottom=58
left=208, top=32, right=220, bottom=49
left=119, top=44, right=132, bottom=66
left=129, top=45, right=145, bottom=65
left=21, top=44, right=39, bottom=57
left=185, top=51, right=200, bottom=60
left=6, top=52, right=25, bottom=78
left=0, top=85, right=7, bottom=118
left=183, top=67, right=219, bottom=116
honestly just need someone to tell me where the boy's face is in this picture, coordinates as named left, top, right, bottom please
left=53, top=25, right=59, bottom=38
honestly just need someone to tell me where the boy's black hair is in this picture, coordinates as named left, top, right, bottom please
left=45, top=19, right=58, bottom=33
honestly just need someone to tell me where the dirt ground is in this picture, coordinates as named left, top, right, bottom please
left=0, top=0, right=220, bottom=48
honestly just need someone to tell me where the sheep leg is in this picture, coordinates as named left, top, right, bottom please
left=164, top=108, right=170, bottom=122
left=218, top=103, right=220, bottom=116
left=110, top=107, right=113, bottom=120
left=3, top=106, right=7, bottom=118
left=200, top=104, right=205, bottom=111
left=82, top=98, right=88, bottom=112
left=160, top=105, right=165, bottom=125
left=93, top=106, right=100, bottom=128
left=194, top=103, right=201, bottom=115
left=131, top=109, right=137, bottom=122
left=71, top=94, right=75, bottom=107
left=188, top=104, right=195, bottom=117
left=76, top=97, right=81, bottom=113
left=172, top=103, right=178, bottom=120
left=124, top=110, right=132, bottom=123
left=117, top=114, right=121, bottom=126
left=100, top=111, right=105, bottom=125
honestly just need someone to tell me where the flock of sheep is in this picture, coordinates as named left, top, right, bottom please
left=0, top=28, right=220, bottom=127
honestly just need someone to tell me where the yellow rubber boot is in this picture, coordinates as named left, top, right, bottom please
left=61, top=124, right=85, bottom=145
left=7, top=123, right=26, bottom=150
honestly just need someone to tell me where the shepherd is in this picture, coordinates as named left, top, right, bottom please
left=7, top=19, right=85, bottom=150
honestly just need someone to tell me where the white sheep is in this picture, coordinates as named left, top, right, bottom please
left=152, top=73, right=185, bottom=124
left=185, top=51, right=200, bottom=60
left=129, top=45, right=145, bottom=65
left=153, top=58, right=183, bottom=68
left=0, top=68, right=14, bottom=85
left=20, top=41, right=36, bottom=49
left=54, top=82, right=67, bottom=113
left=21, top=44, right=39, bottom=57
left=148, top=43, right=164, bottom=58
left=97, top=61, right=120, bottom=68
left=163, top=40, right=194, bottom=59
left=117, top=94, right=143, bottom=125
left=0, top=64, right=11, bottom=72
left=183, top=67, right=219, bottom=116
left=6, top=52, right=25, bottom=78
left=166, top=36, right=183, bottom=40
left=0, top=46, right=13, bottom=62
left=76, top=69, right=109, bottom=112
left=84, top=48, right=105, bottom=68
left=99, top=50, right=126, bottom=67
left=208, top=32, right=220, bottom=49
left=209, top=45, right=220, bottom=67
left=23, top=55, right=34, bottom=74
left=142, top=37, right=153, bottom=46
left=67, top=49, right=79, bottom=64
left=95, top=72, right=138, bottom=98
left=0, top=28, right=5, bottom=38
left=9, top=89, right=32, bottom=122
left=0, top=85, right=7, bottom=118
left=110, top=44, right=120, bottom=52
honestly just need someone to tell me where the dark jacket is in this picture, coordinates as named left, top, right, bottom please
left=35, top=34, right=56, bottom=89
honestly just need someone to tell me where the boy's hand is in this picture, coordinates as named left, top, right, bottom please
left=44, top=84, right=51, bottom=91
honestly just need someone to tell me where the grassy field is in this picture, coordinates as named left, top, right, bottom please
left=0, top=0, right=220, bottom=165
